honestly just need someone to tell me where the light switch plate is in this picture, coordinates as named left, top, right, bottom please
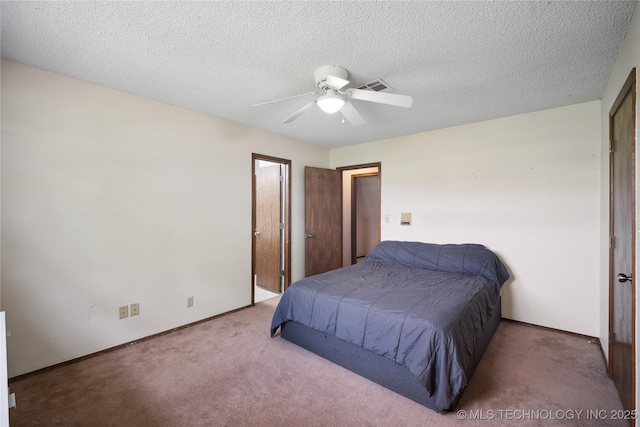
left=400, top=212, right=411, bottom=226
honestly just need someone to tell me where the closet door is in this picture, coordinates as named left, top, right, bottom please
left=609, top=68, right=635, bottom=413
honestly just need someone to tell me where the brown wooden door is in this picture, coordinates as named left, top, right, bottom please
left=305, top=166, right=342, bottom=277
left=255, top=164, right=281, bottom=293
left=609, top=68, right=636, bottom=414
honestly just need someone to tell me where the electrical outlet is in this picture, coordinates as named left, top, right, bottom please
left=130, top=303, right=139, bottom=316
left=119, top=305, right=128, bottom=319
left=187, top=296, right=194, bottom=308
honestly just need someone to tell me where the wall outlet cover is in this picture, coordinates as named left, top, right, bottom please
left=119, top=305, right=128, bottom=319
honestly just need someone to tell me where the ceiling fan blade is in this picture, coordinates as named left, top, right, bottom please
left=347, top=88, right=413, bottom=108
left=283, top=100, right=316, bottom=124
left=340, top=101, right=365, bottom=127
left=252, top=92, right=318, bottom=107
left=326, top=75, right=350, bottom=90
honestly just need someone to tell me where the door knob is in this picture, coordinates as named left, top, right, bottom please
left=617, top=273, right=632, bottom=283
left=254, top=231, right=261, bottom=237
left=304, top=234, right=315, bottom=239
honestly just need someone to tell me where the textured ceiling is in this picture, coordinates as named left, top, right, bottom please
left=1, top=1, right=637, bottom=149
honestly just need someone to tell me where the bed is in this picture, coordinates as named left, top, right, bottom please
left=270, top=240, right=509, bottom=412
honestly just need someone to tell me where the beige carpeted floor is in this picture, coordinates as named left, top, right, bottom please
left=9, top=297, right=628, bottom=426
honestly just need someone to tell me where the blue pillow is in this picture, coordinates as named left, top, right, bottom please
left=365, top=240, right=510, bottom=288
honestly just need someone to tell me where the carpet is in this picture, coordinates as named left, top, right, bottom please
left=8, top=297, right=627, bottom=426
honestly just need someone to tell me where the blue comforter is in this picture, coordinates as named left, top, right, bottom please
left=271, top=241, right=509, bottom=411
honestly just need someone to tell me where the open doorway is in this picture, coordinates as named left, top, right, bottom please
left=352, top=173, right=380, bottom=264
left=251, top=154, right=291, bottom=304
left=338, top=163, right=381, bottom=266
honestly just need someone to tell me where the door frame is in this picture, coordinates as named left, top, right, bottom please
left=251, top=153, right=291, bottom=305
left=337, top=162, right=381, bottom=265
left=608, top=68, right=636, bottom=409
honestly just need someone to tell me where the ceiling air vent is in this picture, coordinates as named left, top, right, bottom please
left=354, top=79, right=394, bottom=93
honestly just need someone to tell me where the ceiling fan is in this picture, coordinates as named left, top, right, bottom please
left=252, top=65, right=413, bottom=127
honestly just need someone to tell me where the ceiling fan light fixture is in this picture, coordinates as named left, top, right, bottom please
left=317, top=91, right=345, bottom=114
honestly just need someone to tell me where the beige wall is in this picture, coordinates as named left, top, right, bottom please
left=599, top=4, right=640, bottom=413
left=1, top=60, right=329, bottom=376
left=332, top=101, right=602, bottom=337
